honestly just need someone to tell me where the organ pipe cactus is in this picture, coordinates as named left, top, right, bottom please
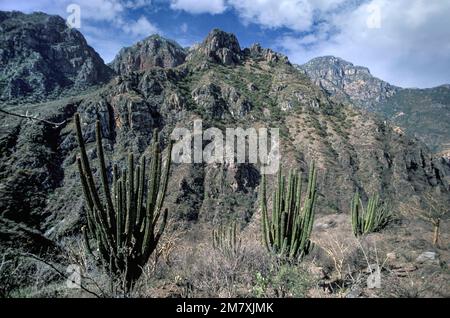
left=351, top=192, right=390, bottom=236
left=212, top=221, right=242, bottom=258
left=260, top=163, right=318, bottom=261
left=74, top=113, right=172, bottom=292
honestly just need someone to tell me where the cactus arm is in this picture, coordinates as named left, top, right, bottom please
left=136, top=156, right=146, bottom=226
left=125, top=153, right=135, bottom=241
left=75, top=112, right=172, bottom=291
left=259, top=161, right=318, bottom=261
left=260, top=173, right=271, bottom=251
left=95, top=120, right=115, bottom=231
left=153, top=141, right=173, bottom=226
left=74, top=113, right=106, bottom=224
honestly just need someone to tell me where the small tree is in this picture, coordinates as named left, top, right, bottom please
left=416, top=190, right=449, bottom=247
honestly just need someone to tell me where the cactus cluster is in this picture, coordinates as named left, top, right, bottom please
left=212, top=222, right=242, bottom=258
left=260, top=163, right=318, bottom=261
left=75, top=113, right=172, bottom=291
left=351, top=192, right=390, bottom=236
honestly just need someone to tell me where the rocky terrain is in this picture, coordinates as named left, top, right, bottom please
left=110, top=34, right=187, bottom=75
left=298, top=56, right=400, bottom=109
left=298, top=56, right=450, bottom=154
left=0, top=11, right=113, bottom=104
left=0, top=13, right=449, bottom=298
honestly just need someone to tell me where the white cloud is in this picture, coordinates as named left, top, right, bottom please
left=122, top=16, right=159, bottom=37
left=228, top=0, right=347, bottom=31
left=170, top=0, right=226, bottom=15
left=123, top=0, right=152, bottom=9
left=68, top=0, right=125, bottom=22
left=273, top=0, right=450, bottom=88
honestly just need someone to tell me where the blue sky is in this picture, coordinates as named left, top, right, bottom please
left=1, top=0, right=450, bottom=88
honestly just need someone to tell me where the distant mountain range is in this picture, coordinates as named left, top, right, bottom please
left=298, top=56, right=450, bottom=154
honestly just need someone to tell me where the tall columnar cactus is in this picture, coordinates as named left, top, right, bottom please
left=351, top=192, right=390, bottom=236
left=260, top=163, right=318, bottom=260
left=212, top=221, right=242, bottom=258
left=74, top=113, right=172, bottom=291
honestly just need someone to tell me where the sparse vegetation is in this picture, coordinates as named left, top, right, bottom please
left=1, top=17, right=449, bottom=299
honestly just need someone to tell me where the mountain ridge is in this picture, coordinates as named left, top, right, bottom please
left=0, top=11, right=114, bottom=104
left=0, top=11, right=449, bottom=297
left=298, top=56, right=450, bottom=153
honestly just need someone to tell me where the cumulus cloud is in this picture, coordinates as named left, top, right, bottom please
left=274, top=0, right=450, bottom=87
left=122, top=16, right=159, bottom=37
left=228, top=0, right=347, bottom=31
left=228, top=0, right=313, bottom=31
left=170, top=0, right=226, bottom=15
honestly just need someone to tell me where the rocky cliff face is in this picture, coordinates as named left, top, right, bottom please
left=298, top=56, right=399, bottom=109
left=188, top=29, right=242, bottom=65
left=110, top=34, right=187, bottom=75
left=0, top=11, right=114, bottom=104
left=376, top=86, right=450, bottom=153
left=1, top=26, right=448, bottom=250
left=298, top=56, right=450, bottom=153
left=187, top=29, right=289, bottom=67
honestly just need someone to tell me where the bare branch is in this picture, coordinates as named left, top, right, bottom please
left=20, top=252, right=102, bottom=298
left=0, top=108, right=66, bottom=128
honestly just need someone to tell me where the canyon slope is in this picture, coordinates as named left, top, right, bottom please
left=299, top=56, right=450, bottom=154
left=0, top=12, right=449, bottom=297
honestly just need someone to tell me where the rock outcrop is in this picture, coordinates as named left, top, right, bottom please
left=298, top=56, right=450, bottom=153
left=0, top=11, right=114, bottom=103
left=110, top=34, right=187, bottom=75
left=298, top=56, right=399, bottom=109
left=187, top=29, right=242, bottom=65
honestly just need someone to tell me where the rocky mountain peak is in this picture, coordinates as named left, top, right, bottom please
left=0, top=11, right=114, bottom=104
left=298, top=55, right=399, bottom=109
left=299, top=55, right=450, bottom=154
left=246, top=43, right=290, bottom=64
left=110, top=34, right=187, bottom=75
left=193, top=29, right=242, bottom=65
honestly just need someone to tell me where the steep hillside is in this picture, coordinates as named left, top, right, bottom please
left=0, top=15, right=449, bottom=297
left=0, top=11, right=114, bottom=104
left=1, top=27, right=448, bottom=240
left=298, top=56, right=450, bottom=154
left=377, top=86, right=450, bottom=153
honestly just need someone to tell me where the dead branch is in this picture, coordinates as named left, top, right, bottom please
left=20, top=252, right=103, bottom=298
left=0, top=108, right=66, bottom=128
